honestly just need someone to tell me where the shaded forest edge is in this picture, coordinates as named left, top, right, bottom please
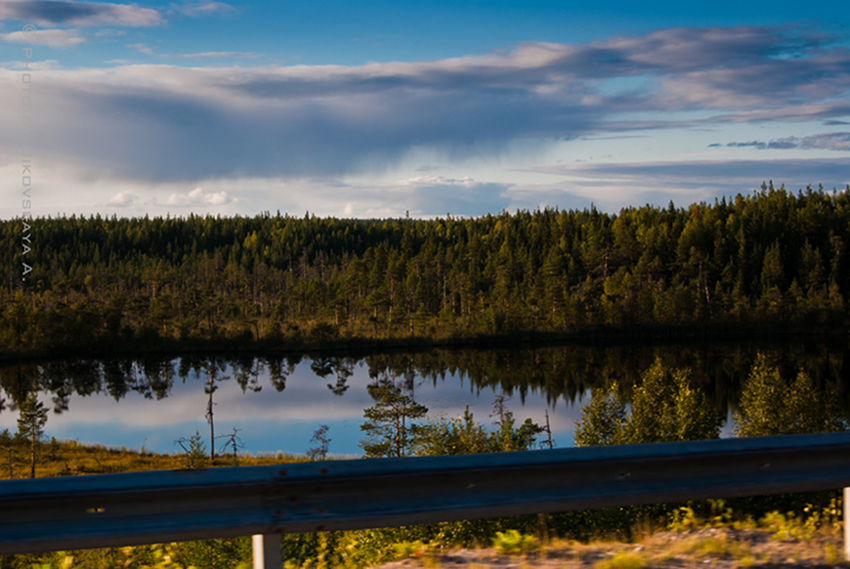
left=3, top=183, right=850, bottom=360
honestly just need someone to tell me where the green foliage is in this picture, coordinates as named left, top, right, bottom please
left=16, top=392, right=48, bottom=478
left=360, top=377, right=428, bottom=458
left=392, top=540, right=429, bottom=559
left=492, top=529, right=539, bottom=554
left=416, top=405, right=544, bottom=456
left=803, top=497, right=843, bottom=533
left=416, top=406, right=491, bottom=456
left=667, top=505, right=702, bottom=532
left=176, top=538, right=251, bottom=569
left=139, top=543, right=198, bottom=569
left=623, top=359, right=723, bottom=444
left=16, top=392, right=48, bottom=443
left=575, top=358, right=723, bottom=446
left=491, top=412, right=545, bottom=452
left=573, top=384, right=627, bottom=447
left=176, top=431, right=208, bottom=468
left=760, top=511, right=806, bottom=541
left=756, top=498, right=844, bottom=542
left=734, top=353, right=847, bottom=437
left=594, top=551, right=645, bottom=569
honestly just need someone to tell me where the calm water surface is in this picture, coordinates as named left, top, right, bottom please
left=1, top=340, right=847, bottom=456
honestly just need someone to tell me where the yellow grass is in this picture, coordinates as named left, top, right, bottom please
left=1, top=436, right=309, bottom=480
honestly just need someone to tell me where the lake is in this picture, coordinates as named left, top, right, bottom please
left=1, top=339, right=848, bottom=457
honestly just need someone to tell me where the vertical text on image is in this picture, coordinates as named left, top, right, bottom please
left=21, top=44, right=33, bottom=282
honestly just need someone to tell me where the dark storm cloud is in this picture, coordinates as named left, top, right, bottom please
left=1, top=24, right=849, bottom=183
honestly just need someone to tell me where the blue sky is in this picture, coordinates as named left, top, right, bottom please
left=1, top=0, right=849, bottom=218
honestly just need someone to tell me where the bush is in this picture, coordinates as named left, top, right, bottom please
left=493, top=530, right=539, bottom=554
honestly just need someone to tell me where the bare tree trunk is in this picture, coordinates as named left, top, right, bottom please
left=30, top=429, right=36, bottom=478
left=207, top=386, right=215, bottom=462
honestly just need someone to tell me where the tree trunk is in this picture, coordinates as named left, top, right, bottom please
left=208, top=389, right=215, bottom=461
left=30, top=429, right=36, bottom=478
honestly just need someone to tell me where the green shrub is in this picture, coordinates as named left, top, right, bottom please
left=492, top=529, right=539, bottom=554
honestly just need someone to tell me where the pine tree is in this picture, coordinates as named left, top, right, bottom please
left=360, top=377, right=428, bottom=458
left=307, top=425, right=331, bottom=460
left=16, top=393, right=48, bottom=478
left=176, top=431, right=207, bottom=468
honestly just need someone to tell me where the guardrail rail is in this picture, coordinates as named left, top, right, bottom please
left=3, top=433, right=850, bottom=568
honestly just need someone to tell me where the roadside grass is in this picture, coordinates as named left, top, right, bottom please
left=593, top=551, right=645, bottom=569
left=401, top=500, right=848, bottom=569
left=1, top=433, right=311, bottom=480
left=649, top=533, right=751, bottom=562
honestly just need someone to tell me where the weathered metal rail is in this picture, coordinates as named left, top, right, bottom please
left=2, top=433, right=850, bottom=564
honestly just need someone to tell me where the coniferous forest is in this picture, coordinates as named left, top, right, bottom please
left=2, top=183, right=849, bottom=357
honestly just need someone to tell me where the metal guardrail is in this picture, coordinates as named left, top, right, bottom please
left=2, top=433, right=850, bottom=559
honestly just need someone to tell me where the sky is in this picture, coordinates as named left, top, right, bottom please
left=1, top=0, right=849, bottom=219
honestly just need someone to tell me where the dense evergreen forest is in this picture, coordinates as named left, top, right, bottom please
left=2, top=183, right=849, bottom=357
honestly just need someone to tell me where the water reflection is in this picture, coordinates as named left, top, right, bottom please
left=0, top=340, right=848, bottom=456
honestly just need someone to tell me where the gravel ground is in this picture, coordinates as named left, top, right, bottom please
left=372, top=528, right=847, bottom=569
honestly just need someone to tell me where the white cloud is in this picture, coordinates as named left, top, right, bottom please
left=402, top=175, right=476, bottom=187
left=126, top=42, right=154, bottom=55
left=1, top=28, right=85, bottom=48
left=174, top=1, right=237, bottom=18
left=107, top=190, right=139, bottom=207
left=177, top=51, right=258, bottom=59
left=165, top=187, right=233, bottom=206
left=2, top=58, right=63, bottom=70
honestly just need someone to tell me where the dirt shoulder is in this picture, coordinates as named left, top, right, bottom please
left=373, top=528, right=847, bottom=569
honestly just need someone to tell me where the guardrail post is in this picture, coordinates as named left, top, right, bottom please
left=252, top=534, right=282, bottom=569
left=845, top=488, right=850, bottom=561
